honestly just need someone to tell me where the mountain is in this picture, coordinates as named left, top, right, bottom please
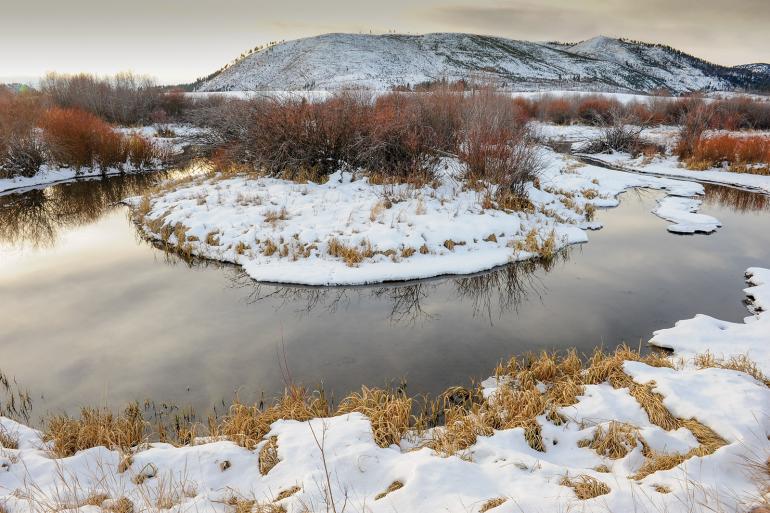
left=195, top=33, right=770, bottom=94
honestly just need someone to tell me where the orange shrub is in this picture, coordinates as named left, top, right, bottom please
left=576, top=96, right=621, bottom=125
left=41, top=107, right=157, bottom=170
left=686, top=135, right=770, bottom=171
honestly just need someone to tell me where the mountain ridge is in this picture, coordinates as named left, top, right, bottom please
left=194, top=33, right=770, bottom=93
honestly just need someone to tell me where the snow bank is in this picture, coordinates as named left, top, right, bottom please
left=653, top=196, right=721, bottom=234
left=650, top=267, right=770, bottom=375
left=128, top=147, right=716, bottom=285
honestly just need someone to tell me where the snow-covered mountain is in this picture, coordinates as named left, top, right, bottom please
left=195, top=33, right=769, bottom=94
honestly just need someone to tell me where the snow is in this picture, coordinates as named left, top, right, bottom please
left=650, top=267, right=770, bottom=376
left=590, top=152, right=770, bottom=194
left=652, top=196, right=721, bottom=234
left=128, top=147, right=717, bottom=286
left=196, top=33, right=740, bottom=94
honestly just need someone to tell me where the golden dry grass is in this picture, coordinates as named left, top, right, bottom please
left=479, top=497, right=507, bottom=512
left=560, top=474, right=610, bottom=500
left=258, top=436, right=279, bottom=475
left=104, top=497, right=134, bottom=513
left=374, top=480, right=404, bottom=500
left=43, top=403, right=146, bottom=458
left=582, top=421, right=640, bottom=459
left=0, top=428, right=18, bottom=449
left=327, top=238, right=364, bottom=267
left=337, top=387, right=412, bottom=448
left=273, top=486, right=301, bottom=502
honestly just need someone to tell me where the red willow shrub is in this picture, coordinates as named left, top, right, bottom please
left=40, top=107, right=159, bottom=170
left=685, top=135, right=770, bottom=171
left=204, top=89, right=540, bottom=196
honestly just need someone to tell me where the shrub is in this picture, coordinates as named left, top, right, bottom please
left=41, top=72, right=162, bottom=124
left=575, top=96, right=621, bottom=125
left=0, top=89, right=45, bottom=177
left=41, top=107, right=159, bottom=170
left=685, top=134, right=770, bottom=171
left=460, top=90, right=541, bottom=198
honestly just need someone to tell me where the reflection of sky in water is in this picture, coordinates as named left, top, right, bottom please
left=0, top=176, right=769, bottom=419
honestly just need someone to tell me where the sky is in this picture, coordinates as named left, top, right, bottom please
left=1, top=0, right=768, bottom=84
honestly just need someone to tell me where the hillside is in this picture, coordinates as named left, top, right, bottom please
left=195, top=33, right=769, bottom=93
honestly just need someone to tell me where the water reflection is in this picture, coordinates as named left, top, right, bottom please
left=702, top=183, right=770, bottom=213
left=225, top=252, right=571, bottom=326
left=0, top=169, right=196, bottom=248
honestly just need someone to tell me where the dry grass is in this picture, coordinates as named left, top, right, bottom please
left=694, top=352, right=769, bottom=385
left=273, top=486, right=301, bottom=502
left=653, top=484, right=672, bottom=494
left=258, top=436, right=279, bottom=475
left=582, top=421, right=640, bottom=459
left=43, top=403, right=146, bottom=458
left=337, top=387, right=412, bottom=448
left=217, top=386, right=330, bottom=450
left=560, top=474, right=610, bottom=500
left=327, top=238, right=364, bottom=267
left=0, top=427, right=19, bottom=449
left=479, top=497, right=507, bottom=512
left=104, top=497, right=135, bottom=513
left=374, top=480, right=404, bottom=500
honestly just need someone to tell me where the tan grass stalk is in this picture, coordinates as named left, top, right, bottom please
left=374, top=480, right=404, bottom=500
left=560, top=474, right=610, bottom=500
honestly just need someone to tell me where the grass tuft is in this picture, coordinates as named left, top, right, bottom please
left=560, top=474, right=610, bottom=500
left=374, top=480, right=404, bottom=500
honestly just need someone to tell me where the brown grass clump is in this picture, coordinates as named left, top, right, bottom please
left=560, top=474, right=610, bottom=500
left=43, top=403, right=146, bottom=457
left=337, top=387, right=412, bottom=448
left=632, top=420, right=726, bottom=481
left=583, top=421, right=640, bottom=459
left=327, top=238, right=364, bottom=267
left=262, top=239, right=278, bottom=256
left=273, top=486, right=301, bottom=502
left=104, top=497, right=135, bottom=513
left=258, top=436, right=279, bottom=475
left=0, top=427, right=19, bottom=449
left=218, top=386, right=330, bottom=450
left=264, top=208, right=289, bottom=224
left=654, top=484, right=672, bottom=493
left=374, top=480, right=404, bottom=500
left=694, top=352, right=768, bottom=385
left=479, top=497, right=507, bottom=512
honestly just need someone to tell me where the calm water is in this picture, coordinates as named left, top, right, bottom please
left=1, top=172, right=769, bottom=419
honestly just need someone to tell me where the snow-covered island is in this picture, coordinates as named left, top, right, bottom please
left=126, top=147, right=721, bottom=286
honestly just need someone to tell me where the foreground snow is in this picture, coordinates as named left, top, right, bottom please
left=651, top=267, right=770, bottom=375
left=128, top=147, right=716, bottom=285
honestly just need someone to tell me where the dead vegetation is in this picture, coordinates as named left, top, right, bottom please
left=374, top=480, right=404, bottom=500
left=479, top=497, right=507, bottom=512
left=560, top=474, right=610, bottom=500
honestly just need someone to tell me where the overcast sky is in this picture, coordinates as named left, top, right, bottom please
left=1, top=0, right=768, bottom=84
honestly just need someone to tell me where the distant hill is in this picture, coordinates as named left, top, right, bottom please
left=194, top=33, right=770, bottom=94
